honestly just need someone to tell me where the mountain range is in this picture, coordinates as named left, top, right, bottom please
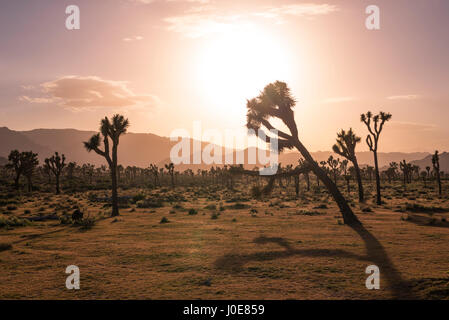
left=0, top=127, right=447, bottom=171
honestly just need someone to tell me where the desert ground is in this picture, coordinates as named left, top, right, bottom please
left=1, top=180, right=448, bottom=300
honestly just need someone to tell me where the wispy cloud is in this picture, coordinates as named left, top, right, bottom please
left=164, top=3, right=338, bottom=38
left=387, top=94, right=420, bottom=100
left=322, top=96, right=357, bottom=104
left=122, top=35, right=144, bottom=42
left=20, top=76, right=159, bottom=110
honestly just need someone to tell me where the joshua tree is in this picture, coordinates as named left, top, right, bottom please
left=67, top=162, right=76, bottom=180
left=44, top=152, right=66, bottom=194
left=21, top=151, right=39, bottom=192
left=6, top=150, right=23, bottom=189
left=298, top=158, right=311, bottom=191
left=6, top=150, right=38, bottom=191
left=332, top=128, right=364, bottom=202
left=399, top=160, right=409, bottom=190
left=361, top=111, right=392, bottom=205
left=165, top=162, right=175, bottom=188
left=426, top=166, right=431, bottom=180
left=432, top=151, right=442, bottom=196
left=326, top=155, right=340, bottom=185
left=149, top=164, right=160, bottom=186
left=339, top=159, right=351, bottom=194
left=84, top=114, right=129, bottom=217
left=246, top=81, right=359, bottom=225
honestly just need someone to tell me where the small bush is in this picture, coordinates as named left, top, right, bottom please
left=211, top=212, right=219, bottom=220
left=136, top=198, right=164, bottom=208
left=6, top=206, right=17, bottom=211
left=0, top=216, right=31, bottom=229
left=204, top=204, right=217, bottom=210
left=160, top=217, right=169, bottom=224
left=295, top=210, right=323, bottom=216
left=251, top=186, right=262, bottom=199
left=0, top=243, right=12, bottom=251
left=74, top=215, right=96, bottom=229
left=132, top=193, right=146, bottom=203
left=188, top=208, right=198, bottom=215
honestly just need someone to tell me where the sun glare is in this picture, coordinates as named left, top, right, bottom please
left=195, top=25, right=292, bottom=118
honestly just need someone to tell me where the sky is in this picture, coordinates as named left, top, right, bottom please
left=0, top=0, right=448, bottom=152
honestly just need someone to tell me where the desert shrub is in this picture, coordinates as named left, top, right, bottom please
left=0, top=216, right=31, bottom=229
left=295, top=210, right=323, bottom=216
left=132, top=193, right=146, bottom=203
left=211, top=212, right=219, bottom=220
left=313, top=204, right=328, bottom=209
left=0, top=243, right=12, bottom=251
left=160, top=217, right=169, bottom=224
left=74, top=215, right=96, bottom=229
left=136, top=198, right=164, bottom=208
left=204, top=204, right=217, bottom=210
left=6, top=206, right=17, bottom=211
left=227, top=203, right=250, bottom=210
left=59, top=215, right=72, bottom=225
left=362, top=207, right=373, bottom=213
left=251, top=186, right=262, bottom=199
left=188, top=208, right=198, bottom=215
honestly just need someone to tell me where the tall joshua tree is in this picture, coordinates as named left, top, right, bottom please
left=21, top=151, right=39, bottom=192
left=44, top=152, right=66, bottom=194
left=6, top=150, right=23, bottom=190
left=246, top=81, right=360, bottom=225
left=432, top=150, right=442, bottom=196
left=165, top=162, right=175, bottom=188
left=84, top=114, right=129, bottom=217
left=361, top=111, right=392, bottom=205
left=332, top=128, right=364, bottom=202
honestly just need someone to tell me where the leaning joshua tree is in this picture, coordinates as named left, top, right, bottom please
left=44, top=152, right=66, bottom=194
left=332, top=128, right=364, bottom=202
left=361, top=111, right=392, bottom=205
left=432, top=150, right=442, bottom=196
left=246, top=81, right=360, bottom=225
left=84, top=114, right=129, bottom=216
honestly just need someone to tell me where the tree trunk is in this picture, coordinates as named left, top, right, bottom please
left=437, top=172, right=442, bottom=196
left=373, top=151, right=382, bottom=205
left=353, top=158, right=364, bottom=203
left=111, top=144, right=119, bottom=217
left=305, top=173, right=310, bottom=191
left=294, top=175, right=299, bottom=197
left=55, top=175, right=60, bottom=194
left=14, top=174, right=20, bottom=190
left=294, top=140, right=360, bottom=225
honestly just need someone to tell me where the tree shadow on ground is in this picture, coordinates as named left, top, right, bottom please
left=405, top=214, right=449, bottom=229
left=214, top=223, right=416, bottom=299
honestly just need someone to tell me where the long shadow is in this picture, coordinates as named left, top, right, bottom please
left=214, top=224, right=416, bottom=299
left=405, top=214, right=449, bottom=229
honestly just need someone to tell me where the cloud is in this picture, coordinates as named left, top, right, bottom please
left=254, top=4, right=339, bottom=21
left=387, top=94, right=420, bottom=100
left=322, top=96, right=357, bottom=104
left=389, top=121, right=438, bottom=132
left=122, top=35, right=144, bottom=42
left=20, top=76, right=159, bottom=110
left=164, top=3, right=338, bottom=38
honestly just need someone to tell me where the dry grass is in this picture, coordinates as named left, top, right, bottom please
left=0, top=182, right=448, bottom=300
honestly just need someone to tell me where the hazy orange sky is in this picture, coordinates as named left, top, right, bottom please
left=0, top=0, right=448, bottom=152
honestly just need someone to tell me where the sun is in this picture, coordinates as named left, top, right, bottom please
left=195, top=25, right=292, bottom=119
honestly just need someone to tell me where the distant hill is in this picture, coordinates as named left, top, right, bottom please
left=0, top=126, right=436, bottom=169
left=411, top=152, right=449, bottom=172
